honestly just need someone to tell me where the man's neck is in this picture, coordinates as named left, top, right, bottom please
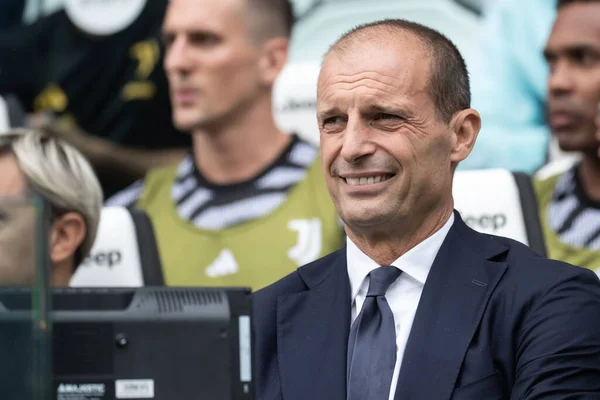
left=51, top=261, right=74, bottom=287
left=191, top=98, right=291, bottom=185
left=346, top=205, right=454, bottom=266
left=578, top=154, right=600, bottom=202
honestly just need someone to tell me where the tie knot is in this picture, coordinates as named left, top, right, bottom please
left=366, top=266, right=401, bottom=297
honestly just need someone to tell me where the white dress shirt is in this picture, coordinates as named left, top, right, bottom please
left=347, top=213, right=454, bottom=400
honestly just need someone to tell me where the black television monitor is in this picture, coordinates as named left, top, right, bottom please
left=0, top=287, right=254, bottom=400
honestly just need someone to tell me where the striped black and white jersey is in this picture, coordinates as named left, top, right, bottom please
left=106, top=135, right=319, bottom=230
left=548, top=166, right=600, bottom=250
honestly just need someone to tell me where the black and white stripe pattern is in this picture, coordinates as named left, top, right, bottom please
left=105, top=179, right=144, bottom=208
left=548, top=166, right=600, bottom=249
left=106, top=135, right=318, bottom=230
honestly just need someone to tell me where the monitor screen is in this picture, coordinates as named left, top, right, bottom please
left=0, top=286, right=254, bottom=400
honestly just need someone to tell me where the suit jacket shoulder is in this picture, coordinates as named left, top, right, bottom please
left=452, top=231, right=600, bottom=398
left=490, top=232, right=599, bottom=294
left=396, top=217, right=600, bottom=399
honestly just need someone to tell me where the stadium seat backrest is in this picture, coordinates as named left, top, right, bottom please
left=453, top=169, right=547, bottom=256
left=273, top=61, right=321, bottom=145
left=0, top=94, right=27, bottom=132
left=289, top=0, right=480, bottom=65
left=0, top=96, right=9, bottom=132
left=70, top=206, right=164, bottom=287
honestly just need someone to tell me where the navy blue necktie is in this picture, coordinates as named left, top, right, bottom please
left=347, top=266, right=402, bottom=400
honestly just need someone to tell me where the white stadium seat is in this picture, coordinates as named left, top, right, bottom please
left=70, top=206, right=163, bottom=287
left=0, top=96, right=10, bottom=133
left=288, top=0, right=481, bottom=65
left=0, top=94, right=27, bottom=133
left=453, top=169, right=547, bottom=256
left=273, top=62, right=321, bottom=145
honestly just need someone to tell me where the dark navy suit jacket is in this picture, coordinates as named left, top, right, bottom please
left=253, top=213, right=600, bottom=399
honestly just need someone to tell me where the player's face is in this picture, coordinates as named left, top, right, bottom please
left=545, top=2, right=600, bottom=154
left=317, top=36, right=460, bottom=237
left=0, top=153, right=36, bottom=286
left=163, top=0, right=263, bottom=132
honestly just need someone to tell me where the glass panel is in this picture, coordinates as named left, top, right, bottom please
left=0, top=193, right=52, bottom=400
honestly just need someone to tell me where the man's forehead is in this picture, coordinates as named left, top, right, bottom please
left=163, top=0, right=243, bottom=31
left=322, top=30, right=429, bottom=74
left=318, top=39, right=430, bottom=98
left=334, top=26, right=425, bottom=53
left=549, top=3, right=600, bottom=46
left=0, top=153, right=26, bottom=197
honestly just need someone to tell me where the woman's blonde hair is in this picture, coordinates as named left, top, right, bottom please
left=0, top=129, right=103, bottom=262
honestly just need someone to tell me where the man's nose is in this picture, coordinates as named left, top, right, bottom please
left=164, top=36, right=193, bottom=74
left=339, top=119, right=377, bottom=164
left=548, top=61, right=575, bottom=96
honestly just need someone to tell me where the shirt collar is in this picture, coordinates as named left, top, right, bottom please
left=347, top=213, right=455, bottom=301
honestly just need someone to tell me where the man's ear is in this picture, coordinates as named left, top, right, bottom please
left=258, top=37, right=289, bottom=86
left=449, top=108, right=481, bottom=164
left=49, top=212, right=87, bottom=266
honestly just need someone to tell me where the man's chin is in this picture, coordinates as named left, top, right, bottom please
left=342, top=210, right=393, bottom=230
left=173, top=118, right=207, bottom=133
left=172, top=116, right=197, bottom=132
left=555, top=132, right=595, bottom=153
left=173, top=111, right=229, bottom=133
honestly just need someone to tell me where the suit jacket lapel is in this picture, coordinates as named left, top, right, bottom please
left=394, top=213, right=509, bottom=400
left=277, top=250, right=351, bottom=400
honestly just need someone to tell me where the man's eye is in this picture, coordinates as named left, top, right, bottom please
left=580, top=52, right=599, bottom=66
left=161, top=34, right=174, bottom=49
left=571, top=49, right=600, bottom=67
left=189, top=33, right=220, bottom=47
left=323, top=116, right=344, bottom=125
left=374, top=113, right=400, bottom=121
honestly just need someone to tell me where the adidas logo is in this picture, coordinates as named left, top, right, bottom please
left=205, top=249, right=239, bottom=278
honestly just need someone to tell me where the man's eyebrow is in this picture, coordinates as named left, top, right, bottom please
left=366, top=103, right=412, bottom=119
left=544, top=44, right=600, bottom=60
left=366, top=104, right=397, bottom=113
left=317, top=103, right=410, bottom=119
left=317, top=107, right=342, bottom=120
left=564, top=44, right=600, bottom=57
